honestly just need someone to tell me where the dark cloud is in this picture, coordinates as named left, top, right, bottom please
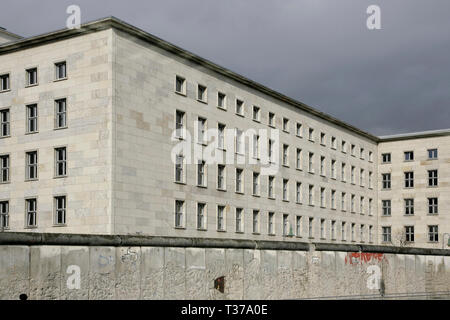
left=2, top=0, right=449, bottom=135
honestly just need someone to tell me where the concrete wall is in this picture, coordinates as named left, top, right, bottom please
left=0, top=233, right=449, bottom=300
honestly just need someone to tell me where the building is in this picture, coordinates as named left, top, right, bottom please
left=0, top=17, right=448, bottom=248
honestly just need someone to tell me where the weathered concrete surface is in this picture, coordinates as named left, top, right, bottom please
left=1, top=244, right=449, bottom=300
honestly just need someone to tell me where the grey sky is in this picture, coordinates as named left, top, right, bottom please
left=2, top=0, right=449, bottom=135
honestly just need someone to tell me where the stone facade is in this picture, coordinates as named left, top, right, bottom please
left=0, top=18, right=448, bottom=248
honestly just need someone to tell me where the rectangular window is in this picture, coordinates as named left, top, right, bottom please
left=382, top=200, right=391, bottom=216
left=268, top=176, right=275, bottom=198
left=404, top=199, right=414, bottom=215
left=351, top=223, right=355, bottom=241
left=282, top=118, right=289, bottom=132
left=341, top=222, right=346, bottom=241
left=197, top=160, right=206, bottom=187
left=217, top=164, right=225, bottom=190
left=175, top=200, right=184, bottom=228
left=351, top=194, right=355, bottom=213
left=320, top=132, right=326, bottom=145
left=331, top=160, right=336, bottom=179
left=296, top=148, right=302, bottom=170
left=369, top=151, right=373, bottom=162
left=296, top=182, right=301, bottom=203
left=252, top=210, right=259, bottom=233
left=369, top=225, right=373, bottom=243
left=175, top=110, right=185, bottom=139
left=296, top=123, right=302, bottom=137
left=428, top=149, right=438, bottom=160
left=268, top=112, right=275, bottom=127
left=308, top=152, right=314, bottom=173
left=369, top=198, right=373, bottom=216
left=320, top=219, right=325, bottom=239
left=0, top=74, right=10, bottom=91
left=235, top=208, right=243, bottom=232
left=235, top=168, right=243, bottom=193
left=217, top=205, right=225, bottom=231
left=0, top=155, right=10, bottom=183
left=252, top=134, right=260, bottom=159
left=283, top=179, right=289, bottom=201
left=197, top=117, right=207, bottom=144
left=331, top=220, right=336, bottom=240
left=175, top=75, right=185, bottom=94
left=404, top=151, right=414, bottom=161
left=308, top=217, right=314, bottom=238
left=382, top=226, right=391, bottom=242
left=308, top=128, right=314, bottom=141
left=268, top=139, right=275, bottom=163
left=55, top=62, right=67, bottom=80
left=382, top=173, right=391, bottom=189
left=55, top=147, right=67, bottom=177
left=218, top=92, right=226, bottom=109
left=360, top=196, right=364, bottom=214
left=341, top=163, right=346, bottom=182
left=351, top=144, right=355, bottom=156
left=197, top=84, right=207, bottom=102
left=217, top=123, right=225, bottom=149
left=428, top=170, right=438, bottom=186
left=428, top=198, right=438, bottom=214
left=331, top=190, right=336, bottom=209
left=252, top=106, right=260, bottom=121
left=0, top=201, right=9, bottom=229
left=428, top=225, right=439, bottom=242
left=320, top=187, right=326, bottom=208
left=382, top=153, right=391, bottom=163
left=308, top=185, right=314, bottom=206
left=268, top=212, right=275, bottom=235
left=404, top=171, right=414, bottom=188
left=283, top=214, right=289, bottom=236
left=26, top=104, right=38, bottom=133
left=341, top=140, right=346, bottom=153
left=351, top=166, right=355, bottom=184
left=197, top=203, right=206, bottom=229
left=26, top=68, right=38, bottom=86
left=360, top=148, right=365, bottom=160
left=26, top=198, right=37, bottom=227
left=54, top=196, right=66, bottom=225
left=26, top=151, right=38, bottom=180
left=252, top=172, right=260, bottom=196
left=360, top=224, right=365, bottom=242
left=369, top=171, right=373, bottom=188
left=235, top=99, right=244, bottom=115
left=0, top=109, right=10, bottom=137
left=235, top=129, right=244, bottom=154
left=55, top=99, right=67, bottom=129
left=341, top=192, right=346, bottom=211
left=296, top=216, right=301, bottom=237
left=320, top=156, right=325, bottom=176
left=360, top=169, right=364, bottom=186
left=331, top=137, right=337, bottom=149
left=175, top=154, right=184, bottom=183
left=405, top=226, right=414, bottom=242
left=282, top=144, right=289, bottom=166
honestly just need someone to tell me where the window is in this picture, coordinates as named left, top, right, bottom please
left=235, top=129, right=244, bottom=154
left=268, top=112, right=275, bottom=127
left=428, top=225, right=439, bottom=242
left=197, top=161, right=206, bottom=187
left=26, top=151, right=38, bottom=180
left=360, top=196, right=364, bottom=214
left=308, top=128, right=314, bottom=141
left=320, top=132, right=325, bottom=145
left=382, top=173, right=391, bottom=189
left=0, top=155, right=9, bottom=183
left=296, top=182, right=302, bottom=203
left=0, top=201, right=9, bottom=229
left=268, top=212, right=275, bottom=235
left=282, top=118, right=289, bottom=132
left=26, top=68, right=38, bottom=86
left=283, top=214, right=289, bottom=236
left=235, top=99, right=244, bottom=115
left=252, top=106, right=260, bottom=121
left=382, top=153, right=391, bottom=163
left=217, top=123, right=225, bottom=149
left=197, top=203, right=206, bottom=229
left=55, top=147, right=67, bottom=177
left=252, top=210, right=259, bottom=233
left=175, top=75, right=186, bottom=94
left=369, top=225, right=373, bottom=243
left=351, top=223, right=355, bottom=241
left=331, top=160, right=336, bottom=179
left=235, top=168, right=243, bottom=193
left=55, top=99, right=67, bottom=129
left=55, top=61, right=67, bottom=80
left=405, top=226, right=414, bottom=242
left=360, top=148, right=364, bottom=160
left=341, top=140, right=347, bottom=153
left=252, top=134, right=260, bottom=159
left=308, top=185, right=314, bottom=206
left=341, top=163, right=346, bottom=182
left=369, top=198, right=373, bottom=216
left=382, top=226, right=391, bottom=242
left=308, top=218, right=314, bottom=238
left=404, top=172, right=414, bottom=188
left=320, top=219, right=325, bottom=239
left=296, top=123, right=302, bottom=137
left=369, top=151, right=373, bottom=162
left=217, top=164, right=226, bottom=190
left=54, top=196, right=67, bottom=225
left=197, top=117, right=207, bottom=144
left=360, top=224, right=365, bottom=242
left=404, top=151, right=414, bottom=161
left=351, top=144, right=355, bottom=156
left=331, top=136, right=337, bottom=149
left=369, top=171, right=373, bottom=188
left=341, top=192, right=346, bottom=211
left=308, top=152, right=314, bottom=173
left=252, top=172, right=260, bottom=196
left=175, top=110, right=185, bottom=139
left=320, top=187, right=326, bottom=207
left=296, top=148, right=302, bottom=170
left=217, top=205, right=225, bottom=231
left=331, top=190, right=336, bottom=209
left=320, top=156, right=325, bottom=176
left=351, top=194, right=355, bottom=213
left=175, top=200, right=184, bottom=228
left=351, top=166, right=355, bottom=184
left=282, top=144, right=289, bottom=166
left=428, top=149, right=438, bottom=160
left=175, top=154, right=185, bottom=183
left=382, top=200, right=391, bottom=216
left=428, top=170, right=438, bottom=186
left=26, top=198, right=37, bottom=227
left=0, top=109, right=10, bottom=137
left=331, top=220, right=336, bottom=240
left=428, top=198, right=438, bottom=214
left=0, top=74, right=10, bottom=91
left=360, top=169, right=364, bottom=186
left=235, top=208, right=243, bottom=232
left=26, top=104, right=38, bottom=133
left=283, top=179, right=289, bottom=201
left=405, top=199, right=414, bottom=215
left=296, top=216, right=301, bottom=237
left=197, top=84, right=207, bottom=102
left=268, top=176, right=275, bottom=199
left=341, top=222, right=346, bottom=241
left=218, top=92, right=226, bottom=109
left=268, top=139, right=275, bottom=163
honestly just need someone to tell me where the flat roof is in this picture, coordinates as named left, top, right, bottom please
left=0, top=17, right=448, bottom=143
left=378, top=128, right=450, bottom=142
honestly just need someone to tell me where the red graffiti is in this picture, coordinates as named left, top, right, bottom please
left=345, top=252, right=386, bottom=265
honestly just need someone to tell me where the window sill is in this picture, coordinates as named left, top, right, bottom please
left=197, top=228, right=207, bottom=231
left=217, top=229, right=226, bottom=233
left=217, top=106, right=227, bottom=111
left=252, top=119, right=261, bottom=123
left=53, top=224, right=67, bottom=227
left=252, top=194, right=261, bottom=198
left=235, top=113, right=244, bottom=117
left=235, top=231, right=244, bottom=234
left=25, top=178, right=38, bottom=182
left=197, top=99, right=207, bottom=104
left=235, top=191, right=244, bottom=195
left=252, top=232, right=260, bottom=235
left=197, top=185, right=207, bottom=189
left=25, top=83, right=39, bottom=88
left=174, top=181, right=186, bottom=185
left=54, top=126, right=68, bottom=131
left=0, top=135, right=11, bottom=139
left=54, top=77, right=68, bottom=82
left=268, top=197, right=276, bottom=200
left=0, top=89, right=11, bottom=93
left=296, top=135, right=303, bottom=139
left=0, top=181, right=11, bottom=185
left=53, top=175, right=67, bottom=179
left=24, top=226, right=38, bottom=229
left=174, top=226, right=186, bottom=230
left=25, top=131, right=39, bottom=135
left=217, top=188, right=227, bottom=192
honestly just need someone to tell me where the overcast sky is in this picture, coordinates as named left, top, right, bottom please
left=2, top=0, right=449, bottom=135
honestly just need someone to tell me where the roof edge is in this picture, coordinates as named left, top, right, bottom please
left=379, top=128, right=450, bottom=142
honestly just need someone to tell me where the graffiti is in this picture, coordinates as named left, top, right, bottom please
left=345, top=252, right=387, bottom=265
left=66, top=265, right=81, bottom=289
left=121, top=248, right=138, bottom=265
left=98, top=254, right=113, bottom=267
